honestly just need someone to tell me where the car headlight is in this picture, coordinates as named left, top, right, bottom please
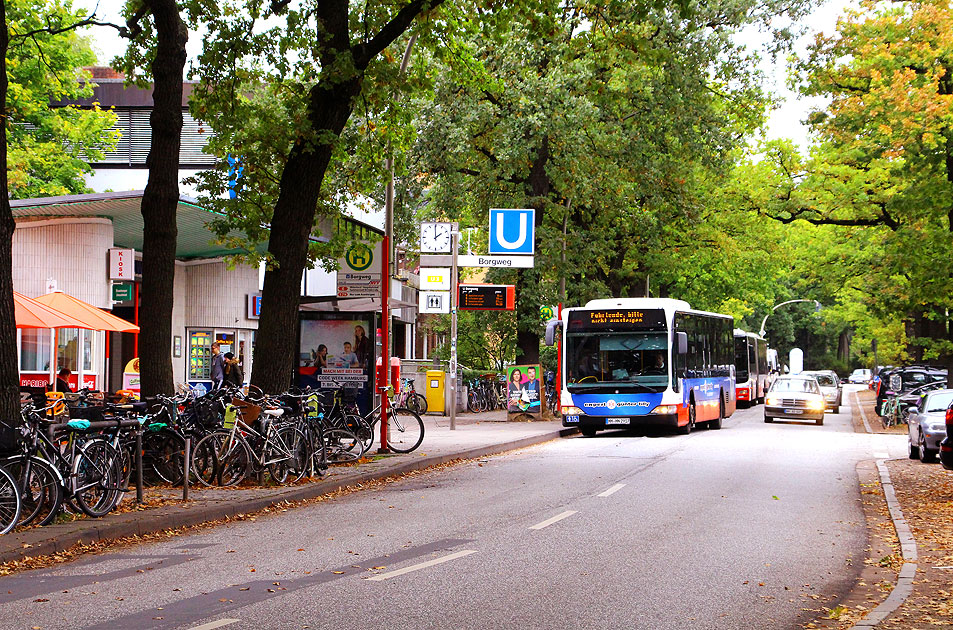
left=562, top=406, right=583, bottom=415
left=808, top=399, right=825, bottom=411
left=766, top=396, right=780, bottom=406
left=650, top=404, right=678, bottom=415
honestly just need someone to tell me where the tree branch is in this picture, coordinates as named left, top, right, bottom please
left=352, top=0, right=446, bottom=69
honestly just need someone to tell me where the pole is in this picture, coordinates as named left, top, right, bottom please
left=377, top=35, right=418, bottom=453
left=450, top=226, right=459, bottom=430
left=182, top=435, right=190, bottom=502
left=135, top=428, right=144, bottom=503
left=133, top=281, right=139, bottom=357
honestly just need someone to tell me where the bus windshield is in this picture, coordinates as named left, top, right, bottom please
left=566, top=331, right=669, bottom=392
left=734, top=337, right=749, bottom=381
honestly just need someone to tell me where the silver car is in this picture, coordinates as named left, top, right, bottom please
left=907, top=388, right=953, bottom=463
left=802, top=370, right=842, bottom=413
left=764, top=375, right=827, bottom=425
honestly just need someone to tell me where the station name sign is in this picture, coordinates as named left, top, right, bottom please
left=458, top=284, right=516, bottom=311
left=568, top=309, right=667, bottom=331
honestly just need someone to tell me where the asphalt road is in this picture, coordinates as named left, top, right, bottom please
left=2, top=386, right=903, bottom=630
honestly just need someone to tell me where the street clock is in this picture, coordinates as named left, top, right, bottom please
left=419, top=222, right=453, bottom=253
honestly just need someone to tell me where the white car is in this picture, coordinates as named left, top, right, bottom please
left=802, top=370, right=842, bottom=413
left=848, top=368, right=872, bottom=384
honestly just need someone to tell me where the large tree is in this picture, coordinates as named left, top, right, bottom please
left=753, top=0, right=953, bottom=372
left=192, top=0, right=446, bottom=392
left=115, top=0, right=189, bottom=396
left=414, top=0, right=812, bottom=364
left=0, top=0, right=120, bottom=422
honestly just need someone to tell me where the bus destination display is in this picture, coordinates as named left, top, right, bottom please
left=568, top=309, right=666, bottom=331
left=458, top=284, right=516, bottom=311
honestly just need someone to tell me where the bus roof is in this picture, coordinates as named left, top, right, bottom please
left=563, top=297, right=732, bottom=323
left=734, top=328, right=765, bottom=340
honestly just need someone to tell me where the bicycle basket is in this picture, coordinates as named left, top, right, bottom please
left=230, top=398, right=261, bottom=426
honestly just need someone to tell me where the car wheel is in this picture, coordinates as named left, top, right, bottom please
left=816, top=417, right=824, bottom=426
left=918, top=431, right=936, bottom=463
left=908, top=435, right=920, bottom=459
left=764, top=416, right=773, bottom=423
left=833, top=405, right=840, bottom=415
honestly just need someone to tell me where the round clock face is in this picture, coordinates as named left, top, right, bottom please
left=420, top=222, right=452, bottom=252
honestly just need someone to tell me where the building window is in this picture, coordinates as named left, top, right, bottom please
left=20, top=329, right=51, bottom=372
left=58, top=328, right=79, bottom=372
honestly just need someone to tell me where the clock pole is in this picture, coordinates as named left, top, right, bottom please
left=450, top=224, right=459, bottom=430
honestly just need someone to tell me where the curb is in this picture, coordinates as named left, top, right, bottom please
left=0, top=427, right=577, bottom=565
left=851, top=459, right=918, bottom=628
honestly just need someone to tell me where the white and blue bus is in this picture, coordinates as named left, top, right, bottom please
left=546, top=298, right=736, bottom=436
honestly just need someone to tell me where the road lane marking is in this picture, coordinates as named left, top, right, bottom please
left=189, top=620, right=240, bottom=630
left=529, top=510, right=578, bottom=530
left=597, top=483, right=626, bottom=497
left=366, top=550, right=478, bottom=581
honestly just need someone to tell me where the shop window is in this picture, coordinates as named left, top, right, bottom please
left=57, top=328, right=79, bottom=372
left=20, top=329, right=51, bottom=372
left=83, top=330, right=94, bottom=372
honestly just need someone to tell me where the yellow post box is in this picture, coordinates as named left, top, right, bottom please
left=425, top=370, right=446, bottom=414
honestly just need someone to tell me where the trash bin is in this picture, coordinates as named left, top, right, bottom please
left=426, top=369, right=446, bottom=414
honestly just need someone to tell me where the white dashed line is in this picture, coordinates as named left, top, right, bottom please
left=366, top=550, right=478, bottom=581
left=189, top=620, right=240, bottom=630
left=597, top=483, right=626, bottom=497
left=529, top=510, right=578, bottom=530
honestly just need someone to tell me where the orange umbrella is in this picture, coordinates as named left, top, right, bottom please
left=35, top=292, right=139, bottom=333
left=13, top=291, right=91, bottom=329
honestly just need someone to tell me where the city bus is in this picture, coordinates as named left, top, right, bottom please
left=545, top=298, right=736, bottom=436
left=734, top=329, right=768, bottom=407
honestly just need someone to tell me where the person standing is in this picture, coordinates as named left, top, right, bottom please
left=223, top=352, right=243, bottom=387
left=353, top=325, right=370, bottom=369
left=211, top=342, right=225, bottom=389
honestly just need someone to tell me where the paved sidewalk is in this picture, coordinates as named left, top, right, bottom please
left=0, top=411, right=573, bottom=564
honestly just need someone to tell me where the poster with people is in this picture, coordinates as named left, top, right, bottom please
left=506, top=364, right=542, bottom=418
left=298, top=317, right=373, bottom=414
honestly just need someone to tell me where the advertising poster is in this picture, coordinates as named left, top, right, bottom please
left=299, top=316, right=373, bottom=415
left=506, top=364, right=542, bottom=418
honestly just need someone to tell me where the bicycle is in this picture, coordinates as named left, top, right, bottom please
left=334, top=385, right=425, bottom=453
left=394, top=378, right=427, bottom=415
left=0, top=460, right=21, bottom=535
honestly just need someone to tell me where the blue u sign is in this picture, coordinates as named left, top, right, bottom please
left=488, top=208, right=535, bottom=255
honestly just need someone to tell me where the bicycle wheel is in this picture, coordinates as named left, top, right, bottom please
left=266, top=426, right=309, bottom=484
left=410, top=392, right=428, bottom=415
left=193, top=431, right=250, bottom=487
left=0, top=465, right=21, bottom=535
left=142, top=430, right=185, bottom=485
left=386, top=407, right=425, bottom=453
left=72, top=439, right=124, bottom=518
left=306, top=421, right=328, bottom=476
left=3, top=455, right=63, bottom=528
left=344, top=413, right=374, bottom=455
left=324, top=428, right=362, bottom=463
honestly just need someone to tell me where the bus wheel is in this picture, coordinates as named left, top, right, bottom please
left=580, top=427, right=597, bottom=438
left=709, top=397, right=724, bottom=430
left=678, top=403, right=695, bottom=434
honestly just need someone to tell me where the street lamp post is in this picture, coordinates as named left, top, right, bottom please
left=759, top=299, right=822, bottom=338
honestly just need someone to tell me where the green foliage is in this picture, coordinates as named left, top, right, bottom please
left=5, top=0, right=118, bottom=198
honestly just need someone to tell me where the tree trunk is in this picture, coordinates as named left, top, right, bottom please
left=138, top=0, right=187, bottom=397
left=0, top=6, right=20, bottom=422
left=251, top=77, right=363, bottom=393
left=837, top=330, right=850, bottom=364
left=515, top=137, right=550, bottom=365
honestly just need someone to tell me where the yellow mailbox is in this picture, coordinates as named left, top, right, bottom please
left=425, top=370, right=446, bottom=414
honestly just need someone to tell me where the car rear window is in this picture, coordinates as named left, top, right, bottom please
left=809, top=374, right=836, bottom=386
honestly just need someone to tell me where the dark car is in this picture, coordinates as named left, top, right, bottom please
left=875, top=366, right=947, bottom=417
left=941, top=404, right=953, bottom=471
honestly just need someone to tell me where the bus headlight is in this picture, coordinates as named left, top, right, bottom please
left=650, top=404, right=678, bottom=415
left=562, top=406, right=583, bottom=416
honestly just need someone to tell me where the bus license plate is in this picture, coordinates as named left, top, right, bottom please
left=606, top=417, right=629, bottom=425
left=784, top=409, right=804, bottom=415
left=565, top=415, right=579, bottom=423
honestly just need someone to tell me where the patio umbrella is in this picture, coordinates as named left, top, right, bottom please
left=35, top=291, right=139, bottom=333
left=13, top=291, right=91, bottom=329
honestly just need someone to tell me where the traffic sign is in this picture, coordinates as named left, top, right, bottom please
left=420, top=290, right=451, bottom=314
left=457, top=255, right=534, bottom=268
left=420, top=267, right=451, bottom=291
left=489, top=208, right=534, bottom=255
left=539, top=305, right=555, bottom=322
left=112, top=282, right=133, bottom=302
left=458, top=284, right=516, bottom=311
